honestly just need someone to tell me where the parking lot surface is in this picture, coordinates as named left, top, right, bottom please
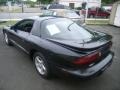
left=0, top=25, right=120, bottom=90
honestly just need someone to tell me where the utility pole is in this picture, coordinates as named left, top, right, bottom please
left=85, top=1, right=88, bottom=24
left=22, top=0, right=24, bottom=13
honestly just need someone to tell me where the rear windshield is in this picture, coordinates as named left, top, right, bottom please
left=64, top=10, right=80, bottom=18
left=48, top=4, right=70, bottom=9
left=41, top=18, right=94, bottom=40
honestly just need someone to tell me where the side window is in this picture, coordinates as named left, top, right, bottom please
left=14, top=20, right=34, bottom=33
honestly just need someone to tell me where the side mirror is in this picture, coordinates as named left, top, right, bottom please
left=10, top=26, right=14, bottom=29
left=10, top=26, right=17, bottom=32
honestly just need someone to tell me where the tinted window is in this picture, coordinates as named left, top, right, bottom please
left=41, top=18, right=94, bottom=40
left=14, top=20, right=34, bottom=33
left=48, top=4, right=70, bottom=9
left=98, top=8, right=105, bottom=12
left=41, top=10, right=55, bottom=16
left=64, top=10, right=80, bottom=18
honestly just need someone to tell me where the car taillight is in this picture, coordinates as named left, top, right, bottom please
left=73, top=52, right=100, bottom=65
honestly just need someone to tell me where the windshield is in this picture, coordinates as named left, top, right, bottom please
left=49, top=4, right=70, bottom=9
left=42, top=19, right=94, bottom=40
left=65, top=10, right=80, bottom=18
left=41, top=10, right=55, bottom=16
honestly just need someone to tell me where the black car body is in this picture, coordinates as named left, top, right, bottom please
left=3, top=16, right=114, bottom=79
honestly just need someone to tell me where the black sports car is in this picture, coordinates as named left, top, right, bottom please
left=3, top=16, right=114, bottom=79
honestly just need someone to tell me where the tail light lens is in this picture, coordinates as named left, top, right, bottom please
left=73, top=52, right=100, bottom=65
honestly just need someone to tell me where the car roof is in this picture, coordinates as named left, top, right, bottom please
left=27, top=16, right=65, bottom=22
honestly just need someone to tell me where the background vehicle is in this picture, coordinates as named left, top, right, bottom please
left=41, top=10, right=55, bottom=16
left=102, top=5, right=112, bottom=12
left=82, top=7, right=110, bottom=18
left=41, top=9, right=83, bottom=24
left=3, top=16, right=114, bottom=79
left=47, top=4, right=70, bottom=10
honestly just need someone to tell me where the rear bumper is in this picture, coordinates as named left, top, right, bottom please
left=57, top=52, right=114, bottom=78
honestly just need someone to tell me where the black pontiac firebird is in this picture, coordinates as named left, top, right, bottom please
left=3, top=16, right=114, bottom=79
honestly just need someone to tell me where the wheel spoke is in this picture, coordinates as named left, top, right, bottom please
left=5, top=34, right=8, bottom=43
left=42, top=65, right=46, bottom=71
left=35, top=56, right=47, bottom=75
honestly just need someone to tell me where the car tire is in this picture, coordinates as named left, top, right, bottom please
left=33, top=52, right=52, bottom=79
left=90, top=15, right=94, bottom=18
left=4, top=33, right=13, bottom=46
left=106, top=16, right=109, bottom=18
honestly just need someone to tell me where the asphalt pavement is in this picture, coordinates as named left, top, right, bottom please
left=0, top=25, right=120, bottom=90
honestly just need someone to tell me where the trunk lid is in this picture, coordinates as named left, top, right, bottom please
left=47, top=34, right=112, bottom=66
left=47, top=34, right=112, bottom=51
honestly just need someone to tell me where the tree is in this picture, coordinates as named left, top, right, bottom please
left=0, top=0, right=6, bottom=5
left=82, top=2, right=87, bottom=9
left=102, top=0, right=119, bottom=4
left=0, top=0, right=21, bottom=5
left=37, top=0, right=53, bottom=4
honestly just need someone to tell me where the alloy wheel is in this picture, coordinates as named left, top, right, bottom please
left=35, top=56, right=47, bottom=75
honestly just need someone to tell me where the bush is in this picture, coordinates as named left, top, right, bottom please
left=30, top=4, right=35, bottom=7
left=75, top=7, right=82, bottom=10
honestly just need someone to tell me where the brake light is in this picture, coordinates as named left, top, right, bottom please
left=73, top=52, right=100, bottom=65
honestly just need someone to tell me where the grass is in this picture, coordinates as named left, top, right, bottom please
left=11, top=8, right=22, bottom=13
left=0, top=21, right=18, bottom=29
left=85, top=19, right=109, bottom=25
left=0, top=7, right=22, bottom=13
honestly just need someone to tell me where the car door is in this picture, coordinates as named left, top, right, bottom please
left=10, top=19, right=34, bottom=53
left=97, top=8, right=106, bottom=17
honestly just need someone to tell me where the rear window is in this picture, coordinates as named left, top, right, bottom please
left=48, top=4, right=70, bottom=9
left=41, top=18, right=94, bottom=40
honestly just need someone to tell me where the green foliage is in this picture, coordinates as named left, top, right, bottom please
left=30, top=2, right=35, bottom=7
left=102, top=0, right=112, bottom=4
left=0, top=0, right=21, bottom=5
left=75, top=7, right=82, bottom=10
left=82, top=2, right=87, bottom=9
left=102, top=0, right=119, bottom=4
left=37, top=0, right=53, bottom=4
left=0, top=0, right=6, bottom=5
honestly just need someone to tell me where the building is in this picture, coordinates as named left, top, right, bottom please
left=57, top=0, right=101, bottom=8
left=109, top=1, right=120, bottom=27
